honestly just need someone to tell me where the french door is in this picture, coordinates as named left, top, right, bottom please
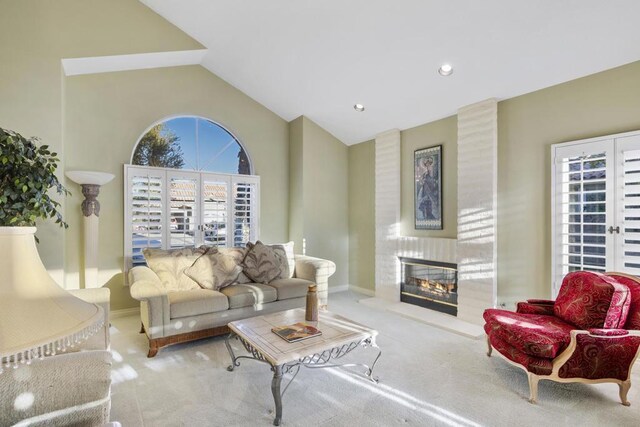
left=551, top=131, right=640, bottom=296
left=125, top=165, right=260, bottom=270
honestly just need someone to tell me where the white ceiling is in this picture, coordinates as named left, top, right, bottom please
left=141, top=0, right=640, bottom=145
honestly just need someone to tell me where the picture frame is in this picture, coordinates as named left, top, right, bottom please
left=414, top=145, right=443, bottom=230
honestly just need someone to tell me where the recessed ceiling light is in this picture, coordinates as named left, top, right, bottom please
left=354, top=104, right=365, bottom=112
left=438, top=63, right=453, bottom=76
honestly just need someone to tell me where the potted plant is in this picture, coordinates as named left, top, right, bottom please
left=0, top=127, right=69, bottom=229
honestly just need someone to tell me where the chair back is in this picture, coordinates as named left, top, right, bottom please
left=605, top=272, right=640, bottom=330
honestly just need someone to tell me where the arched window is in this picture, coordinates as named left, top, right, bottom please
left=124, top=116, right=260, bottom=270
left=131, top=116, right=251, bottom=174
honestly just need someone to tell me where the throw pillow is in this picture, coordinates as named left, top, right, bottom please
left=242, top=241, right=282, bottom=284
left=184, top=249, right=243, bottom=291
left=143, top=247, right=208, bottom=291
left=269, top=241, right=295, bottom=279
left=217, top=246, right=252, bottom=284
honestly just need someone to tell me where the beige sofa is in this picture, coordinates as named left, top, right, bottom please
left=129, top=247, right=336, bottom=357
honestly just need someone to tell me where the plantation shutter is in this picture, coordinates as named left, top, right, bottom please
left=551, top=139, right=614, bottom=296
left=125, top=167, right=166, bottom=269
left=232, top=177, right=259, bottom=247
left=167, top=171, right=200, bottom=249
left=616, top=134, right=640, bottom=274
left=201, top=174, right=230, bottom=247
left=124, top=166, right=260, bottom=274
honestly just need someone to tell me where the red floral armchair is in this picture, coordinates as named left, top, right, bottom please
left=484, top=271, right=640, bottom=405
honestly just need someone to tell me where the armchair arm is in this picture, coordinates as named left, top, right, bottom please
left=552, top=329, right=640, bottom=381
left=128, top=266, right=169, bottom=339
left=526, top=299, right=555, bottom=305
left=294, top=255, right=336, bottom=308
left=587, top=328, right=629, bottom=337
left=516, top=302, right=555, bottom=315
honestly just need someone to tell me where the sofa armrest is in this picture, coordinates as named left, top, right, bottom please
left=129, top=266, right=168, bottom=339
left=294, top=255, right=336, bottom=307
left=129, top=266, right=166, bottom=300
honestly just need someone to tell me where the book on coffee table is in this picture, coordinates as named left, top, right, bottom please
left=271, top=322, right=322, bottom=343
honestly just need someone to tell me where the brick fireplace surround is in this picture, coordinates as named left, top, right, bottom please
left=360, top=99, right=498, bottom=338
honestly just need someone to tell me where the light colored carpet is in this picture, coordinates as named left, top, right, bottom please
left=109, top=291, right=640, bottom=426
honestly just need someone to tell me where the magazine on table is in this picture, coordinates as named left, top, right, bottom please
left=271, top=322, right=322, bottom=343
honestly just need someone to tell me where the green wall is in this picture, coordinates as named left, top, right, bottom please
left=401, top=116, right=458, bottom=238
left=288, top=117, right=350, bottom=288
left=0, top=0, right=202, bottom=287
left=348, top=60, right=640, bottom=303
left=64, top=66, right=289, bottom=310
left=0, top=0, right=293, bottom=311
left=348, top=140, right=375, bottom=291
left=497, top=60, right=640, bottom=301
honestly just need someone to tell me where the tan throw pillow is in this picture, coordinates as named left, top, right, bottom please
left=184, top=249, right=243, bottom=291
left=217, top=246, right=252, bottom=284
left=143, top=247, right=207, bottom=291
left=242, top=241, right=282, bottom=284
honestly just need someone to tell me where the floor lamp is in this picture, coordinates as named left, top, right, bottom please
left=66, top=171, right=115, bottom=289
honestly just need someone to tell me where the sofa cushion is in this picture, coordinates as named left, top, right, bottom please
left=605, top=273, right=640, bottom=330
left=220, top=283, right=278, bottom=309
left=554, top=271, right=631, bottom=329
left=143, top=247, right=207, bottom=291
left=184, top=249, right=242, bottom=291
left=168, top=289, right=229, bottom=318
left=484, top=309, right=575, bottom=359
left=242, top=241, right=282, bottom=284
left=267, top=278, right=312, bottom=301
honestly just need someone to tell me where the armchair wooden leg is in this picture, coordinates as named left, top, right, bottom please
left=527, top=373, right=539, bottom=404
left=148, top=339, right=159, bottom=358
left=619, top=380, right=631, bottom=406
left=486, top=335, right=492, bottom=357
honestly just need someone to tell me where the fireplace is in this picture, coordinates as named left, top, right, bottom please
left=398, top=257, right=458, bottom=316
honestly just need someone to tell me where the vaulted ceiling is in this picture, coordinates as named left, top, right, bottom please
left=141, top=0, right=640, bottom=144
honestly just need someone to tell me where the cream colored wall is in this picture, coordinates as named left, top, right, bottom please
left=288, top=117, right=304, bottom=252
left=0, top=0, right=294, bottom=311
left=400, top=116, right=457, bottom=238
left=0, top=0, right=201, bottom=285
left=348, top=140, right=375, bottom=291
left=64, top=66, right=289, bottom=310
left=497, top=60, right=640, bottom=302
left=287, top=117, right=349, bottom=288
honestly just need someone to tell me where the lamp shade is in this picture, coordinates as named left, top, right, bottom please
left=0, top=227, right=103, bottom=372
left=65, top=171, right=115, bottom=186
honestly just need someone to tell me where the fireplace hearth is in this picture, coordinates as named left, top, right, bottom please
left=398, top=257, right=458, bottom=316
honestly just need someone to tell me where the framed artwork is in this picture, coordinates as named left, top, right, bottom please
left=414, top=145, right=442, bottom=230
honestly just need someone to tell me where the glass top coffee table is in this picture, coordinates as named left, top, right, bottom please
left=225, top=308, right=381, bottom=426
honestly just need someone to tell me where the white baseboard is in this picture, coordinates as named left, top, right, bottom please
left=349, top=285, right=375, bottom=297
left=328, top=284, right=376, bottom=296
left=328, top=284, right=350, bottom=293
left=110, top=307, right=140, bottom=319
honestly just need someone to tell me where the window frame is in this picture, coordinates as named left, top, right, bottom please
left=123, top=165, right=260, bottom=278
left=130, top=115, right=253, bottom=175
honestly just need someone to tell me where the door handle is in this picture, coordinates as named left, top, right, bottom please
left=608, top=226, right=620, bottom=234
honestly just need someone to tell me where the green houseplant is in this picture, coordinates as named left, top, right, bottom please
left=0, top=127, right=69, bottom=227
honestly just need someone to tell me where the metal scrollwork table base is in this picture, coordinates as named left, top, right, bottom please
left=224, top=309, right=381, bottom=426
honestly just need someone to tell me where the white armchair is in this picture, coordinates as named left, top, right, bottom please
left=0, top=288, right=112, bottom=426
